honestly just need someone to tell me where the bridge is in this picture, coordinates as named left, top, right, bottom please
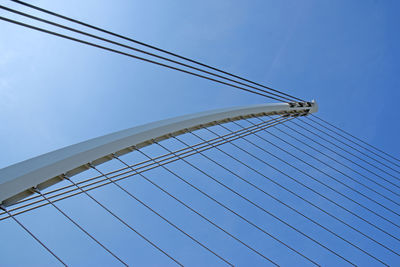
left=0, top=1, right=399, bottom=266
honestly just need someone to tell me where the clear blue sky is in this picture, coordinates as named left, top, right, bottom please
left=1, top=0, right=399, bottom=266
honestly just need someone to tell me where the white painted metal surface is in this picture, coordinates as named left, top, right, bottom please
left=0, top=101, right=317, bottom=206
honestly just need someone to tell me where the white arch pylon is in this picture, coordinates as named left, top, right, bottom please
left=0, top=101, right=317, bottom=206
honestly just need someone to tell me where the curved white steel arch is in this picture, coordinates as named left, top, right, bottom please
left=0, top=101, right=317, bottom=206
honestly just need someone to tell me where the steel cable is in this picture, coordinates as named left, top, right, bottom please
left=135, top=149, right=280, bottom=266
left=152, top=141, right=322, bottom=266
left=213, top=123, right=400, bottom=243
left=243, top=119, right=400, bottom=216
left=91, top=163, right=233, bottom=266
left=0, top=205, right=67, bottom=266
left=190, top=126, right=399, bottom=257
left=0, top=16, right=287, bottom=101
left=295, top=119, right=400, bottom=190
left=0, top=5, right=295, bottom=102
left=9, top=0, right=304, bottom=102
left=303, top=118, right=400, bottom=181
left=228, top=121, right=400, bottom=232
left=32, top=188, right=128, bottom=266
left=113, top=155, right=274, bottom=266
left=270, top=118, right=400, bottom=202
left=311, top=115, right=400, bottom=166
left=64, top=171, right=184, bottom=267
left=0, top=117, right=287, bottom=220
left=306, top=117, right=400, bottom=176
left=172, top=135, right=385, bottom=264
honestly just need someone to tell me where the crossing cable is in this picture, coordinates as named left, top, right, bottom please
left=134, top=150, right=280, bottom=266
left=0, top=5, right=292, bottom=103
left=244, top=119, right=400, bottom=216
left=311, top=115, right=400, bottom=166
left=157, top=138, right=358, bottom=266
left=113, top=156, right=253, bottom=267
left=269, top=118, right=400, bottom=203
left=2, top=118, right=397, bottom=258
left=0, top=117, right=288, bottom=220
left=309, top=115, right=400, bottom=172
left=0, top=205, right=67, bottom=266
left=303, top=117, right=400, bottom=181
left=91, top=163, right=232, bottom=266
left=288, top=120, right=400, bottom=194
left=31, top=187, right=128, bottom=266
left=0, top=116, right=290, bottom=221
left=172, top=135, right=385, bottom=264
left=0, top=15, right=285, bottom=102
left=307, top=116, right=400, bottom=174
left=297, top=119, right=400, bottom=188
left=152, top=140, right=323, bottom=266
left=138, top=142, right=318, bottom=266
left=63, top=170, right=184, bottom=267
left=190, top=125, right=400, bottom=257
left=213, top=123, right=400, bottom=243
left=228, top=121, right=400, bottom=232
left=109, top=156, right=235, bottom=266
left=9, top=0, right=305, bottom=102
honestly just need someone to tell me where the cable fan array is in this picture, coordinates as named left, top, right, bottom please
left=1, top=113, right=400, bottom=266
left=1, top=1, right=400, bottom=266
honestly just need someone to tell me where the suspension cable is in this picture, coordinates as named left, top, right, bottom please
left=311, top=115, right=400, bottom=165
left=212, top=123, right=400, bottom=243
left=271, top=118, right=400, bottom=201
left=151, top=141, right=322, bottom=266
left=0, top=205, right=67, bottom=266
left=299, top=118, right=400, bottom=186
left=306, top=117, right=400, bottom=176
left=0, top=117, right=286, bottom=219
left=111, top=155, right=235, bottom=267
left=0, top=115, right=396, bottom=264
left=92, top=163, right=233, bottom=265
left=227, top=121, right=400, bottom=231
left=32, top=188, right=128, bottom=266
left=172, top=135, right=386, bottom=264
left=8, top=0, right=304, bottom=102
left=0, top=15, right=286, bottom=102
left=0, top=5, right=295, bottom=102
left=243, top=119, right=400, bottom=216
left=134, top=149, right=280, bottom=266
left=63, top=171, right=183, bottom=267
left=115, top=156, right=268, bottom=266
left=139, top=142, right=319, bottom=266
left=155, top=139, right=357, bottom=265
left=190, top=125, right=399, bottom=256
left=289, top=120, right=400, bottom=193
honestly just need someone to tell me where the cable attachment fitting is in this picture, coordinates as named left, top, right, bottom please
left=299, top=111, right=311, bottom=116
left=0, top=204, right=6, bottom=212
left=62, top=174, right=71, bottom=181
left=289, top=101, right=313, bottom=108
left=288, top=100, right=318, bottom=115
left=31, top=186, right=41, bottom=194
